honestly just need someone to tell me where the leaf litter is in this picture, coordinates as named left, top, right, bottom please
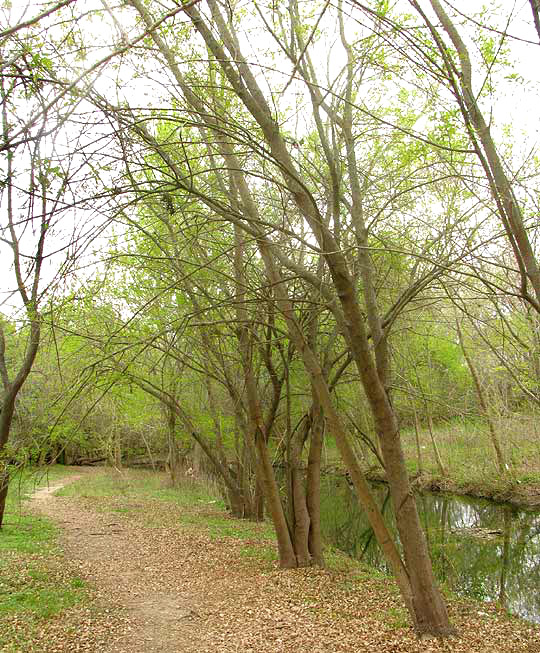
left=5, top=468, right=539, bottom=653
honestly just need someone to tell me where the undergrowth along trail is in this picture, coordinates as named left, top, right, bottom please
left=1, top=467, right=539, bottom=652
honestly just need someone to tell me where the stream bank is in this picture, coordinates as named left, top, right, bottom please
left=319, top=472, right=540, bottom=623
left=320, top=464, right=540, bottom=508
left=366, top=469, right=540, bottom=507
left=16, top=468, right=540, bottom=652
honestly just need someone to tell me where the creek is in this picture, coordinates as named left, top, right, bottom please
left=319, top=474, right=540, bottom=623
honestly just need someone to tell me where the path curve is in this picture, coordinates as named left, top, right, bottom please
left=26, top=468, right=540, bottom=653
left=30, top=469, right=203, bottom=653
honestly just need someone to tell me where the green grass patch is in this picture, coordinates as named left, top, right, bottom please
left=0, top=514, right=57, bottom=554
left=6, top=464, right=78, bottom=503
left=56, top=472, right=134, bottom=499
left=400, top=413, right=540, bottom=488
left=382, top=605, right=409, bottom=630
left=202, top=513, right=274, bottom=540
left=239, top=544, right=278, bottom=564
left=0, top=563, right=87, bottom=619
left=57, top=468, right=226, bottom=510
left=0, top=465, right=91, bottom=651
left=2, top=465, right=79, bottom=555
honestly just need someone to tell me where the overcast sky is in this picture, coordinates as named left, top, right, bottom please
left=0, top=0, right=538, bottom=320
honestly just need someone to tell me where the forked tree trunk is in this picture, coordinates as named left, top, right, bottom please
left=226, top=131, right=417, bottom=611
left=187, top=4, right=450, bottom=632
left=253, top=238, right=415, bottom=617
left=233, top=224, right=296, bottom=566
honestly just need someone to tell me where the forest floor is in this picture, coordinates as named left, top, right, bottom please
left=2, top=467, right=540, bottom=653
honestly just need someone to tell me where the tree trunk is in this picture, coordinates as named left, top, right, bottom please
left=427, top=415, right=446, bottom=477
left=375, top=407, right=452, bottom=635
left=253, top=475, right=264, bottom=522
left=425, top=0, right=540, bottom=313
left=290, top=425, right=312, bottom=567
left=530, top=0, right=540, bottom=42
left=306, top=400, right=325, bottom=566
left=233, top=224, right=296, bottom=566
left=240, top=440, right=256, bottom=519
left=0, top=468, right=9, bottom=529
left=253, top=239, right=416, bottom=617
left=166, top=405, right=182, bottom=486
left=114, top=427, right=122, bottom=469
left=253, top=422, right=297, bottom=567
left=413, top=411, right=424, bottom=475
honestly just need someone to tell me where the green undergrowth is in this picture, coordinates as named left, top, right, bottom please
left=1, top=465, right=80, bottom=554
left=57, top=468, right=224, bottom=508
left=5, top=464, right=78, bottom=504
left=58, top=469, right=278, bottom=543
left=324, top=413, right=540, bottom=504
left=0, top=561, right=87, bottom=619
left=0, top=466, right=90, bottom=651
left=175, top=510, right=275, bottom=541
left=0, top=513, right=57, bottom=555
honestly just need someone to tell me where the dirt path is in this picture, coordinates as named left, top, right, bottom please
left=31, top=470, right=207, bottom=653
left=28, top=470, right=540, bottom=653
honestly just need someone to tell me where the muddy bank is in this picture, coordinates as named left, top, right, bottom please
left=362, top=469, right=540, bottom=508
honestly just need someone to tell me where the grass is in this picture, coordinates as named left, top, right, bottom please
left=1, top=464, right=80, bottom=554
left=383, top=605, right=410, bottom=630
left=323, top=411, right=540, bottom=502
left=0, top=513, right=57, bottom=554
left=0, top=565, right=87, bottom=619
left=0, top=465, right=90, bottom=651
left=57, top=468, right=224, bottom=507
left=239, top=543, right=278, bottom=564
left=58, top=468, right=278, bottom=542
left=400, top=413, right=540, bottom=491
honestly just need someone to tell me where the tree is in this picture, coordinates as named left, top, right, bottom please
left=94, top=0, right=461, bottom=634
left=405, top=0, right=540, bottom=315
left=0, top=5, right=118, bottom=524
left=529, top=0, right=540, bottom=42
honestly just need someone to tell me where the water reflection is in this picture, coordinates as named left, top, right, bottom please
left=320, top=475, right=540, bottom=622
